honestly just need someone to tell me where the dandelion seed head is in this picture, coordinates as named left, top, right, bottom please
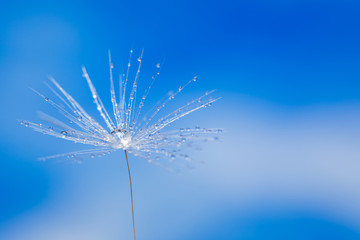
left=21, top=50, right=221, bottom=166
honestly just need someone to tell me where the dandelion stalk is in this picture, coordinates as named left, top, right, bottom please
left=124, top=149, right=136, bottom=240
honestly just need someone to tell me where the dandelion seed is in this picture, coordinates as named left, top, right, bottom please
left=20, top=49, right=221, bottom=240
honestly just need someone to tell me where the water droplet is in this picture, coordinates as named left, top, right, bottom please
left=77, top=116, right=83, bottom=121
left=178, top=86, right=183, bottom=91
left=137, top=56, right=142, bottom=62
left=90, top=154, right=95, bottom=158
left=23, top=121, right=29, bottom=127
left=170, top=154, right=176, bottom=160
left=195, top=126, right=200, bottom=130
left=157, top=106, right=161, bottom=111
left=110, top=63, right=114, bottom=69
left=192, top=76, right=197, bottom=82
left=61, top=130, right=68, bottom=137
left=156, top=63, right=160, bottom=68
left=44, top=97, right=49, bottom=102
left=130, top=49, right=133, bottom=53
left=205, top=91, right=209, bottom=95
left=48, top=126, right=54, bottom=131
left=156, top=71, right=160, bottom=75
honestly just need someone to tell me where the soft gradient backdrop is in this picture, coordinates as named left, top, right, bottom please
left=1, top=0, right=360, bottom=239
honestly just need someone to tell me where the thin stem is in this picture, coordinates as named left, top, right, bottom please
left=124, top=150, right=136, bottom=240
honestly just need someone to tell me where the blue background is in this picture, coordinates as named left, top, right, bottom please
left=1, top=0, right=360, bottom=239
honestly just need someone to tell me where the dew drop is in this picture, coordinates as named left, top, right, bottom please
left=44, top=97, right=49, bottom=102
left=110, top=63, right=114, bottom=69
left=61, top=130, right=68, bottom=137
left=90, top=154, right=95, bottom=158
left=137, top=56, right=142, bottom=62
left=23, top=121, right=29, bottom=127
left=178, top=86, right=183, bottom=91
left=192, top=76, right=197, bottom=82
left=170, top=154, right=176, bottom=160
left=156, top=63, right=160, bottom=68
left=195, top=126, right=200, bottom=130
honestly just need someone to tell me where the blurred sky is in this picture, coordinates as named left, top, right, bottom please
left=1, top=0, right=360, bottom=239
